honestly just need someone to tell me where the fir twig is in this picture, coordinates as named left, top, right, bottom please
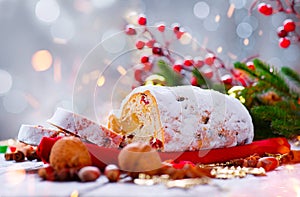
left=252, top=59, right=290, bottom=96
left=271, top=119, right=300, bottom=138
left=234, top=59, right=300, bottom=139
left=281, top=66, right=300, bottom=87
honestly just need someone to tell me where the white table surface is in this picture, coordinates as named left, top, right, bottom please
left=1, top=153, right=300, bottom=197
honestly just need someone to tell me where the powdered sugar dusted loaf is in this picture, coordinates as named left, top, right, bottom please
left=47, top=108, right=122, bottom=148
left=17, top=124, right=61, bottom=146
left=108, top=85, right=254, bottom=152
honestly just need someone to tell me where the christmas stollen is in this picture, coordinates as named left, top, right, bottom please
left=17, top=124, right=61, bottom=146
left=108, top=85, right=254, bottom=152
left=47, top=108, right=122, bottom=148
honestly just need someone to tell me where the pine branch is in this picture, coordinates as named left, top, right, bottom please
left=271, top=119, right=300, bottom=138
left=238, top=81, right=272, bottom=108
left=251, top=106, right=289, bottom=122
left=281, top=66, right=300, bottom=87
left=252, top=59, right=291, bottom=97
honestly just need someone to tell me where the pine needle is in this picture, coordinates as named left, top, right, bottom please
left=281, top=66, right=300, bottom=87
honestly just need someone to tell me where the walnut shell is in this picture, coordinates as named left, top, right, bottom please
left=49, top=136, right=92, bottom=171
left=118, top=142, right=162, bottom=173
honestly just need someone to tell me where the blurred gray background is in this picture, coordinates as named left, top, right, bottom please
left=0, top=0, right=299, bottom=140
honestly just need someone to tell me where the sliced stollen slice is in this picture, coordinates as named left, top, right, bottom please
left=47, top=108, right=122, bottom=148
left=18, top=124, right=62, bottom=146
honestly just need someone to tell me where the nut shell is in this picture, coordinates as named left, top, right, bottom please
left=118, top=143, right=162, bottom=173
left=49, top=136, right=92, bottom=171
left=78, top=166, right=101, bottom=182
left=104, top=164, right=120, bottom=182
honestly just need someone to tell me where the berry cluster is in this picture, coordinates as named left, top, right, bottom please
left=254, top=1, right=300, bottom=48
left=277, top=19, right=296, bottom=48
left=124, top=14, right=249, bottom=88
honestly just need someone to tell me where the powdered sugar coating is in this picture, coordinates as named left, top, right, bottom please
left=47, top=108, right=122, bottom=148
left=17, top=124, right=60, bottom=146
left=117, top=85, right=254, bottom=152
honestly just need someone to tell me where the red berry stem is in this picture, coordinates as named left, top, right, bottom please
left=241, top=54, right=260, bottom=64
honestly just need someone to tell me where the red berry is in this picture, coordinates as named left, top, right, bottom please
left=173, top=64, right=182, bottom=73
left=136, top=41, right=145, bottom=49
left=258, top=3, right=273, bottom=16
left=204, top=54, right=215, bottom=66
left=194, top=57, right=204, bottom=68
left=246, top=62, right=255, bottom=70
left=279, top=37, right=291, bottom=48
left=172, top=23, right=180, bottom=33
left=138, top=14, right=147, bottom=25
left=134, top=69, right=143, bottom=82
left=176, top=29, right=185, bottom=39
left=283, top=19, right=296, bottom=32
left=203, top=69, right=213, bottom=79
left=125, top=24, right=136, bottom=35
left=146, top=39, right=156, bottom=48
left=143, top=62, right=153, bottom=71
left=183, top=56, right=194, bottom=66
left=221, top=74, right=233, bottom=85
left=152, top=44, right=163, bottom=55
left=277, top=26, right=288, bottom=38
left=157, top=23, right=165, bottom=32
left=190, top=76, right=198, bottom=86
left=140, top=56, right=149, bottom=63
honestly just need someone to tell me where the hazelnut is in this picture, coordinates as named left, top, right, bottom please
left=78, top=166, right=101, bottom=182
left=104, top=164, right=120, bottom=182
left=118, top=143, right=162, bottom=173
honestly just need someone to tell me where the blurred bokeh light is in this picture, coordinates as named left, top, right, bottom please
left=0, top=0, right=299, bottom=140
